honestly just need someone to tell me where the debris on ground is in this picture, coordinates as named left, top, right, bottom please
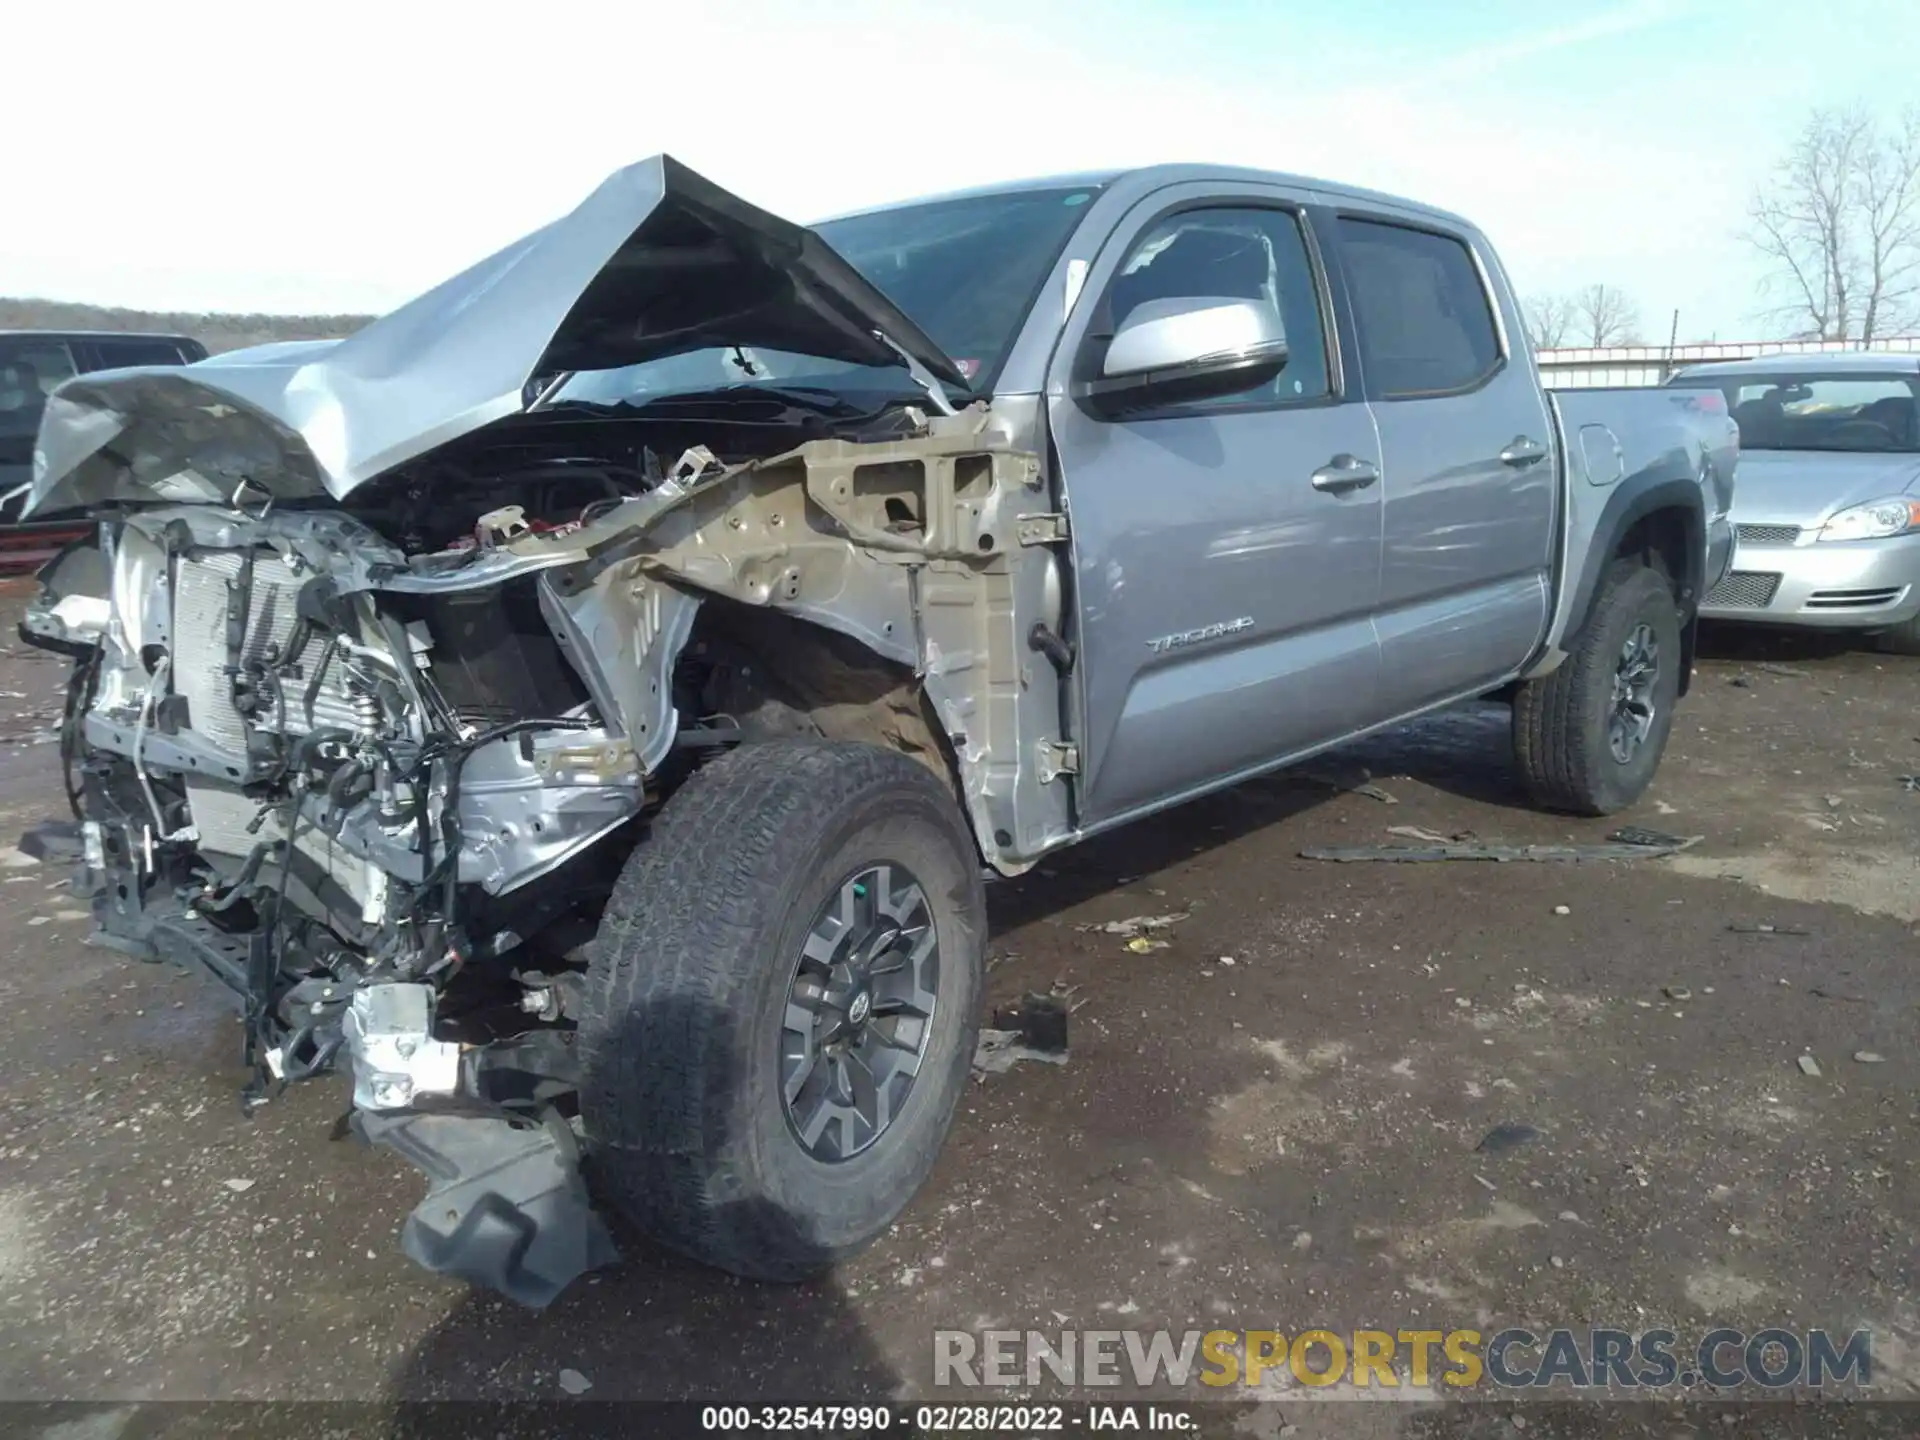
left=558, top=1368, right=593, bottom=1396
left=993, top=995, right=1069, bottom=1054
left=1796, top=1055, right=1823, bottom=1078
left=1552, top=904, right=1571, bottom=915
left=1476, top=1122, right=1541, bottom=1155
left=1387, top=825, right=1456, bottom=844
left=1302, top=829, right=1700, bottom=864
left=1754, top=662, right=1811, bottom=679
left=973, top=1029, right=1070, bottom=1076
left=1898, top=775, right=1920, bottom=792
left=1078, top=912, right=1190, bottom=938
left=222, top=1178, right=255, bottom=1194
left=16, top=821, right=82, bottom=863
left=1727, top=923, right=1812, bottom=937
left=1854, top=1051, right=1886, bottom=1064
left=974, top=995, right=1071, bottom=1076
left=1297, top=767, right=1399, bottom=804
left=1662, top=986, right=1693, bottom=1001
left=1125, top=937, right=1167, bottom=954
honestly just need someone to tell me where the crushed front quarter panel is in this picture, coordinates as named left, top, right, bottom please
left=24, top=155, right=969, bottom=519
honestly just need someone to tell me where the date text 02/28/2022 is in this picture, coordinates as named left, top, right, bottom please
left=698, top=1404, right=1197, bottom=1431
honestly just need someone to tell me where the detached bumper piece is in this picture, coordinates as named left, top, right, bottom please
left=357, top=1109, right=618, bottom=1309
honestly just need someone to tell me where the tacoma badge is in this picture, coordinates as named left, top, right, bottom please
left=1146, top=616, right=1255, bottom=654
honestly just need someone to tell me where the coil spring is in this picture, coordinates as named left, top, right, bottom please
left=348, top=678, right=381, bottom=739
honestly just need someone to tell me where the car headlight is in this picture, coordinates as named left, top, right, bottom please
left=1815, top=497, right=1920, bottom=542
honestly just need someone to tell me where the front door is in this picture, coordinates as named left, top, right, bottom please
left=1048, top=186, right=1384, bottom=827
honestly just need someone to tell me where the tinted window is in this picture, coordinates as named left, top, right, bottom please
left=0, top=339, right=78, bottom=447
left=1667, top=371, right=1918, bottom=453
left=552, top=185, right=1100, bottom=409
left=1100, top=207, right=1331, bottom=407
left=85, top=337, right=195, bottom=370
left=1338, top=218, right=1501, bottom=397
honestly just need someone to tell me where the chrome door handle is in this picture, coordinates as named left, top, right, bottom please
left=1310, top=455, right=1379, bottom=493
left=1500, top=435, right=1547, bottom=466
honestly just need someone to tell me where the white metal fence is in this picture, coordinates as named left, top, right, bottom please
left=1537, top=335, right=1920, bottom=389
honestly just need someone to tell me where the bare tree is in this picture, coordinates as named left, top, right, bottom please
left=1571, top=283, right=1642, bottom=346
left=1748, top=105, right=1920, bottom=342
left=1522, top=293, right=1575, bottom=349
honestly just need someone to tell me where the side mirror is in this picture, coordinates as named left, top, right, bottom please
left=1077, top=296, right=1290, bottom=416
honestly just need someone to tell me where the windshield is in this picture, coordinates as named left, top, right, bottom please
left=549, top=184, right=1100, bottom=409
left=1667, top=371, right=1920, bottom=453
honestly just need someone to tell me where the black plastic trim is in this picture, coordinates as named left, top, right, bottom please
left=1565, top=474, right=1707, bottom=672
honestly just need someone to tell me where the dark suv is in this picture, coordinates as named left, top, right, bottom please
left=1, top=331, right=210, bottom=561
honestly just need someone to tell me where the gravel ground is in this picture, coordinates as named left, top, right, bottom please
left=0, top=592, right=1914, bottom=1438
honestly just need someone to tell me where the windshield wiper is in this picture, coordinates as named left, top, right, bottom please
left=536, top=384, right=919, bottom=424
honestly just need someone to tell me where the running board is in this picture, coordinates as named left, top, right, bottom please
left=355, top=1109, right=619, bottom=1308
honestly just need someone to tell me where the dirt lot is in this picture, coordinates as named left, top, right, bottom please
left=0, top=588, right=1915, bottom=1437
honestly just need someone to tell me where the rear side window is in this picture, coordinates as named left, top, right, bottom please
left=1337, top=218, right=1501, bottom=398
left=83, top=337, right=197, bottom=370
left=0, top=339, right=78, bottom=444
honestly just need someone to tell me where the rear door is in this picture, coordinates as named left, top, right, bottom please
left=1324, top=212, right=1556, bottom=716
left=1048, top=182, right=1384, bottom=826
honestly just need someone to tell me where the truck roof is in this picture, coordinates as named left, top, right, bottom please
left=816, top=163, right=1476, bottom=232
left=1671, top=350, right=1920, bottom=378
left=1, top=328, right=201, bottom=344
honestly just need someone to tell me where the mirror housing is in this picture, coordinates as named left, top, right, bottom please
left=1076, top=296, right=1290, bottom=416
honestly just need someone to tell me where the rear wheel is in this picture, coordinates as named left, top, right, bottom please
left=1513, top=562, right=1682, bottom=815
left=577, top=739, right=985, bottom=1281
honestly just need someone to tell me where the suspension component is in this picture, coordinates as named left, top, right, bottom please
left=349, top=676, right=382, bottom=739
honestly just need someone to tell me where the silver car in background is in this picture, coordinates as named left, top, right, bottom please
left=1666, top=353, right=1920, bottom=652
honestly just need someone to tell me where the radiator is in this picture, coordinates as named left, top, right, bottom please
left=186, top=779, right=373, bottom=905
left=170, top=550, right=362, bottom=754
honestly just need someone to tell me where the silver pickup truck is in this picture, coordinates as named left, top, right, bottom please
left=19, top=157, right=1736, bottom=1307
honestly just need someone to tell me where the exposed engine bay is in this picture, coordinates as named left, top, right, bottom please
left=15, top=152, right=1080, bottom=1306
left=24, top=394, right=1071, bottom=1303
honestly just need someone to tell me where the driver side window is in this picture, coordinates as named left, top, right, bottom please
left=1103, top=207, right=1331, bottom=408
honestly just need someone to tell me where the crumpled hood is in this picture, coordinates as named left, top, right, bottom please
left=1729, top=448, right=1920, bottom=525
left=23, top=155, right=967, bottom=518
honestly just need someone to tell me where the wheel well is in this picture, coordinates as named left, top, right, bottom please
left=1614, top=510, right=1694, bottom=599
left=1610, top=505, right=1700, bottom=695
left=673, top=598, right=964, bottom=802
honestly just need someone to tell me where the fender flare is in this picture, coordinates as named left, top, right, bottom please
left=1559, top=473, right=1707, bottom=695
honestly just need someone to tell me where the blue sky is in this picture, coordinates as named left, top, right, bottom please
left=8, top=0, right=1915, bottom=342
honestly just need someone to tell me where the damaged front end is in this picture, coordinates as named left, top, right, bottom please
left=19, top=156, right=1074, bottom=1307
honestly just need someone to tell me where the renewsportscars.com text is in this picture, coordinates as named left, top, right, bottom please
left=934, top=1327, right=1874, bottom=1391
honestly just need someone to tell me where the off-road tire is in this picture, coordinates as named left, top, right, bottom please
left=1871, top=615, right=1920, bottom=656
left=1512, top=562, right=1682, bottom=816
left=577, top=739, right=985, bottom=1281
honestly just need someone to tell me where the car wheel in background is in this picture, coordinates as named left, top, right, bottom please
left=1871, top=614, right=1920, bottom=656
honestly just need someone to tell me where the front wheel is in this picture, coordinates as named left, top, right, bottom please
left=1512, top=562, right=1682, bottom=815
left=577, top=739, right=985, bottom=1281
